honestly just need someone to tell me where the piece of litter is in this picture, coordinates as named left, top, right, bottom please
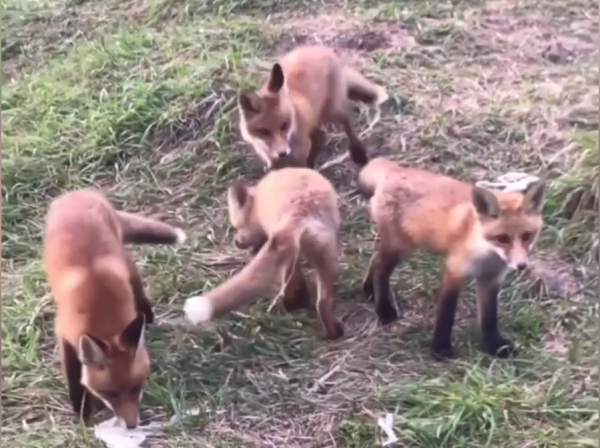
left=377, top=412, right=399, bottom=447
left=475, top=172, right=540, bottom=193
left=94, top=417, right=164, bottom=448
left=94, top=409, right=201, bottom=448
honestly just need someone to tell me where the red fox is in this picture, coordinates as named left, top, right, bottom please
left=43, top=189, right=186, bottom=427
left=183, top=167, right=343, bottom=340
left=354, top=156, right=546, bottom=359
left=238, top=45, right=388, bottom=170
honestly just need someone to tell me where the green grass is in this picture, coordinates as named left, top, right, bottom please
left=2, top=0, right=598, bottom=446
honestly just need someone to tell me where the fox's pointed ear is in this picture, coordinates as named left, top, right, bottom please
left=267, top=63, right=285, bottom=93
left=238, top=91, right=261, bottom=116
left=120, top=313, right=146, bottom=353
left=78, top=334, right=108, bottom=366
left=472, top=187, right=500, bottom=218
left=522, top=179, right=546, bottom=214
left=227, top=180, right=253, bottom=225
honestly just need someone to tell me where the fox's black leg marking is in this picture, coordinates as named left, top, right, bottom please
left=282, top=261, right=312, bottom=312
left=306, top=128, right=327, bottom=169
left=127, top=256, right=154, bottom=324
left=431, top=272, right=462, bottom=360
left=61, top=338, right=92, bottom=421
left=477, top=280, right=515, bottom=358
left=368, top=248, right=401, bottom=325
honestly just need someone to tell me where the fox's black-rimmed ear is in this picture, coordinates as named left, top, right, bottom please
left=238, top=90, right=261, bottom=116
left=267, top=63, right=285, bottom=93
left=120, top=313, right=146, bottom=353
left=227, top=180, right=253, bottom=226
left=78, top=334, right=108, bottom=366
left=472, top=187, right=501, bottom=218
left=522, top=179, right=546, bottom=214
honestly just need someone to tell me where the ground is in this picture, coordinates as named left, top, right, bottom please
left=2, top=0, right=598, bottom=446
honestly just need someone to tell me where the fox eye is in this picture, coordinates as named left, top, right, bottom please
left=494, top=234, right=511, bottom=244
left=256, top=128, right=271, bottom=137
left=280, top=121, right=289, bottom=132
left=521, top=231, right=533, bottom=242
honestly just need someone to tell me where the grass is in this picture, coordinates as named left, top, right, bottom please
left=1, top=0, right=598, bottom=446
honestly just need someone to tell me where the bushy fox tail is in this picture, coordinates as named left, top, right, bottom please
left=183, top=228, right=302, bottom=323
left=116, top=211, right=186, bottom=245
left=344, top=66, right=388, bottom=106
left=357, top=157, right=392, bottom=199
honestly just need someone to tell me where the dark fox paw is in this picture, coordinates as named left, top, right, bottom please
left=431, top=342, right=455, bottom=361
left=376, top=301, right=399, bottom=326
left=324, top=322, right=344, bottom=340
left=362, top=277, right=374, bottom=302
left=483, top=336, right=516, bottom=358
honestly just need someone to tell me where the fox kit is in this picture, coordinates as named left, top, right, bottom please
left=355, top=157, right=545, bottom=359
left=238, top=44, right=388, bottom=170
left=184, top=167, right=343, bottom=340
left=43, top=189, right=186, bottom=427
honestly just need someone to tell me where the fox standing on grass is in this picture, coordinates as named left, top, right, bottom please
left=352, top=155, right=546, bottom=359
left=183, top=167, right=344, bottom=340
left=43, top=189, right=186, bottom=427
left=238, top=44, right=389, bottom=170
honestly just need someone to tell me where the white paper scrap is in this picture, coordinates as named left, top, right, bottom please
left=94, top=409, right=201, bottom=448
left=93, top=417, right=163, bottom=448
left=377, top=412, right=399, bottom=446
left=475, top=172, right=540, bottom=193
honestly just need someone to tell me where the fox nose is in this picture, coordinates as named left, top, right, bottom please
left=277, top=147, right=291, bottom=158
left=516, top=262, right=528, bottom=270
left=126, top=423, right=137, bottom=430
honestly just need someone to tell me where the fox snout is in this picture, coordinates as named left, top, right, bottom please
left=116, top=404, right=141, bottom=430
left=505, top=244, right=530, bottom=271
left=508, top=257, right=528, bottom=271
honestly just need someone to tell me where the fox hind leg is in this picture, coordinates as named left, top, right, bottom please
left=126, top=254, right=154, bottom=324
left=306, top=238, right=343, bottom=340
left=339, top=115, right=368, bottom=166
left=281, top=258, right=312, bottom=312
left=306, top=128, right=327, bottom=169
left=363, top=245, right=402, bottom=326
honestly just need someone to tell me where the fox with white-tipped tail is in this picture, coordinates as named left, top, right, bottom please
left=183, top=167, right=344, bottom=340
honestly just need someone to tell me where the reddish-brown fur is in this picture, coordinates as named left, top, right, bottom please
left=356, top=157, right=546, bottom=359
left=183, top=167, right=344, bottom=340
left=238, top=45, right=388, bottom=170
left=44, top=188, right=185, bottom=426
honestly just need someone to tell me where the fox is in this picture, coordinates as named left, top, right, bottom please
left=353, top=156, right=546, bottom=359
left=183, top=167, right=344, bottom=340
left=43, top=188, right=186, bottom=428
left=237, top=44, right=388, bottom=171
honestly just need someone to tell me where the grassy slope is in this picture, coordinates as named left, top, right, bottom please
left=2, top=0, right=598, bottom=447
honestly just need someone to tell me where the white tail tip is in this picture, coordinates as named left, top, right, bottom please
left=183, top=296, right=214, bottom=324
left=174, top=228, right=187, bottom=245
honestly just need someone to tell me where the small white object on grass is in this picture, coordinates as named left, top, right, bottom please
left=93, top=417, right=163, bottom=448
left=377, top=412, right=399, bottom=447
left=475, top=172, right=541, bottom=193
left=94, top=409, right=201, bottom=448
left=183, top=295, right=214, bottom=324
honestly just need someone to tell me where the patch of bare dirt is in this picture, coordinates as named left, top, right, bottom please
left=276, top=14, right=416, bottom=55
